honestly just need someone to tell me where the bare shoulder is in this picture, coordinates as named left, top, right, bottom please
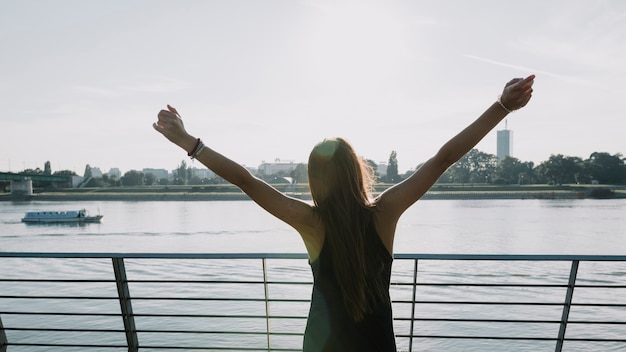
left=289, top=203, right=324, bottom=261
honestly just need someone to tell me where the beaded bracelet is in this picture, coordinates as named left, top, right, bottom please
left=497, top=96, right=513, bottom=114
left=187, top=138, right=205, bottom=159
left=191, top=142, right=205, bottom=159
left=187, top=138, right=201, bottom=156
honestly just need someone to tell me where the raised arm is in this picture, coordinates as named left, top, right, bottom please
left=152, top=106, right=316, bottom=232
left=376, top=75, right=535, bottom=223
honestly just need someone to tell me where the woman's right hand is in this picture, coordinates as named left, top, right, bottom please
left=499, top=75, right=535, bottom=112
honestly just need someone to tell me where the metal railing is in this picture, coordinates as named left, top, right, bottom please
left=1, top=252, right=625, bottom=351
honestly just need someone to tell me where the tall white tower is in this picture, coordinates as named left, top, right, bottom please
left=497, top=120, right=513, bottom=162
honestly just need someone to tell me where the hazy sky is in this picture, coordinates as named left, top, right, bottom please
left=1, top=0, right=625, bottom=175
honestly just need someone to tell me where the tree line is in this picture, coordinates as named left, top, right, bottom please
left=417, top=150, right=625, bottom=185
left=6, top=150, right=625, bottom=189
left=106, top=149, right=626, bottom=186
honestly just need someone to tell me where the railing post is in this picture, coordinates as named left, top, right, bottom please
left=262, top=258, right=272, bottom=351
left=112, top=258, right=139, bottom=352
left=0, top=315, right=8, bottom=352
left=555, top=260, right=579, bottom=352
left=261, top=258, right=273, bottom=351
left=408, top=259, right=419, bottom=352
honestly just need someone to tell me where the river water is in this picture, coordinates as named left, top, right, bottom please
left=1, top=199, right=625, bottom=351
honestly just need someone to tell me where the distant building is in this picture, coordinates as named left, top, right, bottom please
left=89, top=167, right=103, bottom=178
left=107, top=168, right=122, bottom=179
left=377, top=162, right=388, bottom=177
left=258, top=159, right=298, bottom=176
left=497, top=121, right=513, bottom=162
left=143, top=168, right=169, bottom=180
left=190, top=167, right=216, bottom=179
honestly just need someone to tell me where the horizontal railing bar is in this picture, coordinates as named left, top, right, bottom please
left=125, top=347, right=299, bottom=351
left=567, top=321, right=626, bottom=324
left=137, top=314, right=308, bottom=319
left=0, top=296, right=118, bottom=300
left=393, top=283, right=570, bottom=287
left=0, top=278, right=311, bottom=285
left=3, top=252, right=626, bottom=261
left=138, top=330, right=304, bottom=336
left=1, top=312, right=123, bottom=316
left=410, top=301, right=566, bottom=305
left=3, top=343, right=302, bottom=351
left=130, top=298, right=311, bottom=304
left=0, top=296, right=310, bottom=303
left=405, top=335, right=626, bottom=343
left=0, top=252, right=309, bottom=259
left=5, top=343, right=128, bottom=348
left=398, top=283, right=626, bottom=289
left=397, top=317, right=626, bottom=324
left=564, top=338, right=626, bottom=342
left=571, top=303, right=626, bottom=307
left=4, top=279, right=620, bottom=288
left=396, top=318, right=562, bottom=323
left=4, top=279, right=622, bottom=290
left=409, top=301, right=626, bottom=307
left=6, top=313, right=623, bottom=325
left=12, top=296, right=622, bottom=306
left=0, top=279, right=115, bottom=283
left=126, top=280, right=312, bottom=284
left=3, top=327, right=303, bottom=335
left=393, top=254, right=626, bottom=261
left=0, top=311, right=307, bottom=319
left=402, top=335, right=558, bottom=340
left=408, top=301, right=626, bottom=307
left=574, top=285, right=626, bottom=288
left=4, top=327, right=125, bottom=332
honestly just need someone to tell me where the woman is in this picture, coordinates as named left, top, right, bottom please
left=153, top=75, right=535, bottom=351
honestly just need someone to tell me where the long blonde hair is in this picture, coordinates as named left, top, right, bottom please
left=308, top=137, right=386, bottom=321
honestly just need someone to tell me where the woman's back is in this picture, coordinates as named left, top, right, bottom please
left=303, top=216, right=396, bottom=351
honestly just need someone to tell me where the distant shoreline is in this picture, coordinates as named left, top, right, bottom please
left=2, top=185, right=624, bottom=202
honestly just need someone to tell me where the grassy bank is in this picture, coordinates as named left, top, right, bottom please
left=2, top=184, right=625, bottom=202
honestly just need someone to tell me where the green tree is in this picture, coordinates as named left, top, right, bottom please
left=175, top=160, right=191, bottom=185
left=386, top=151, right=400, bottom=183
left=159, top=178, right=170, bottom=186
left=294, top=163, right=308, bottom=184
left=441, top=160, right=470, bottom=184
left=494, top=156, right=535, bottom=184
left=535, top=154, right=583, bottom=185
left=144, top=173, right=157, bottom=186
left=440, top=149, right=496, bottom=184
left=585, top=152, right=625, bottom=184
left=121, top=170, right=145, bottom=186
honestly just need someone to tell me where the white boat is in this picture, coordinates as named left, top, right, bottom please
left=22, top=209, right=103, bottom=223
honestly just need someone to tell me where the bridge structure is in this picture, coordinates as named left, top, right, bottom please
left=0, top=172, right=72, bottom=196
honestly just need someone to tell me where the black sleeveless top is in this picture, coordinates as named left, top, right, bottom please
left=303, top=221, right=396, bottom=351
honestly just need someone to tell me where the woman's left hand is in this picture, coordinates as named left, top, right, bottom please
left=153, top=105, right=194, bottom=150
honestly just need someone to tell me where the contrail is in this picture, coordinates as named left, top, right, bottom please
left=462, top=54, right=570, bottom=80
